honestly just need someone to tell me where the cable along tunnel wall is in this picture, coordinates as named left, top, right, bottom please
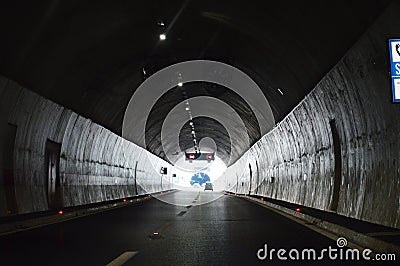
left=0, top=75, right=173, bottom=215
left=224, top=3, right=400, bottom=229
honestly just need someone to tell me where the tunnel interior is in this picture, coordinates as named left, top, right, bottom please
left=0, top=0, right=399, bottom=232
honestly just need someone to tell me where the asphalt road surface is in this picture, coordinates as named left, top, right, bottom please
left=0, top=191, right=391, bottom=265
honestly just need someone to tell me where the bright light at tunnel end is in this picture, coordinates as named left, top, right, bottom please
left=171, top=153, right=227, bottom=191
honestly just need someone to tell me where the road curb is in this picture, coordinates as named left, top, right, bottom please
left=235, top=194, right=400, bottom=257
left=0, top=190, right=177, bottom=236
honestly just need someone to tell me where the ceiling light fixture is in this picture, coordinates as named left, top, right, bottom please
left=159, top=33, right=166, bottom=41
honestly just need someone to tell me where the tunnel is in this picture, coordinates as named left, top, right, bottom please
left=0, top=0, right=400, bottom=265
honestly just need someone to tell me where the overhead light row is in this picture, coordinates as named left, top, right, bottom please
left=178, top=81, right=199, bottom=153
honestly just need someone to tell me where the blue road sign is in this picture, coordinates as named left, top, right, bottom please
left=389, top=39, right=400, bottom=102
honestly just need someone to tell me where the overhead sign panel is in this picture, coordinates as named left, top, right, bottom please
left=185, top=152, right=215, bottom=162
left=389, top=39, right=400, bottom=102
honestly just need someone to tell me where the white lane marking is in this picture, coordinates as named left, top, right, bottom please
left=106, top=251, right=138, bottom=266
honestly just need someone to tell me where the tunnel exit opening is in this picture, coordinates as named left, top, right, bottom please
left=45, top=140, right=62, bottom=209
left=171, top=154, right=226, bottom=189
left=329, top=119, right=342, bottom=212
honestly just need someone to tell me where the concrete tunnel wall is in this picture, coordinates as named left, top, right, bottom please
left=225, top=3, right=400, bottom=229
left=0, top=76, right=173, bottom=216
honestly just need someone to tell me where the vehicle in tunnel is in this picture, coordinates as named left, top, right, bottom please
left=204, top=182, right=214, bottom=191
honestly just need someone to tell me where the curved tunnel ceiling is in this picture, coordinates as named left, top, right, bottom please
left=0, top=0, right=393, bottom=165
left=178, top=117, right=231, bottom=162
left=144, top=82, right=260, bottom=166
left=122, top=59, right=272, bottom=166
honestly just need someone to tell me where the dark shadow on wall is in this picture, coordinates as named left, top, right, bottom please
left=329, top=119, right=342, bottom=212
left=45, top=139, right=62, bottom=210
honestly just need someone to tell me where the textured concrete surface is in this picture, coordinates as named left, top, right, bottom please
left=225, top=2, right=400, bottom=229
left=0, top=76, right=173, bottom=216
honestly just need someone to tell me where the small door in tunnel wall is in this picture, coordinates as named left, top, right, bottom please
left=134, top=161, right=138, bottom=195
left=255, top=160, right=259, bottom=194
left=329, top=119, right=342, bottom=212
left=45, top=140, right=62, bottom=209
left=1, top=123, right=18, bottom=214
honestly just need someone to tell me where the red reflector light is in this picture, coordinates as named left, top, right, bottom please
left=260, top=197, right=264, bottom=201
left=123, top=198, right=127, bottom=202
left=295, top=208, right=301, bottom=212
left=7, top=210, right=11, bottom=215
left=58, top=210, right=63, bottom=215
left=189, top=154, right=195, bottom=160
